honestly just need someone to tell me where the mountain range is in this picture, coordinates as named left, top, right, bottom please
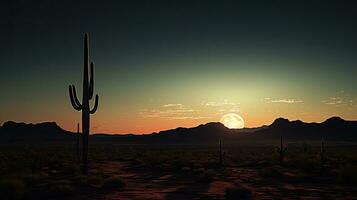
left=1, top=116, right=357, bottom=144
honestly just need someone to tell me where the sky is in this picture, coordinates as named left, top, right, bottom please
left=1, top=0, right=357, bottom=134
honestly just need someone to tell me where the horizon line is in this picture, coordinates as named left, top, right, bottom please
left=0, top=115, right=352, bottom=135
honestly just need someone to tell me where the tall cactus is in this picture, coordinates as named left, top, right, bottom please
left=69, top=33, right=99, bottom=174
left=276, top=136, right=287, bottom=163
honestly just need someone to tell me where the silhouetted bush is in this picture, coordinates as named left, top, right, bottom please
left=71, top=174, right=87, bottom=185
left=48, top=180, right=74, bottom=197
left=181, top=166, right=191, bottom=172
left=62, top=163, right=80, bottom=175
left=103, top=176, right=125, bottom=190
left=86, top=174, right=104, bottom=186
left=338, top=165, right=357, bottom=185
left=22, top=172, right=48, bottom=185
left=194, top=169, right=215, bottom=182
left=225, top=185, right=252, bottom=200
left=286, top=155, right=320, bottom=172
left=0, top=178, right=27, bottom=200
left=259, top=165, right=284, bottom=178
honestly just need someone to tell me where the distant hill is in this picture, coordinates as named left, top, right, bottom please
left=150, top=122, right=230, bottom=143
left=250, top=116, right=357, bottom=140
left=1, top=116, right=357, bottom=143
left=0, top=121, right=74, bottom=142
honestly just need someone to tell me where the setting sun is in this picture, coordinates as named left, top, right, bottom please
left=220, top=113, right=245, bottom=129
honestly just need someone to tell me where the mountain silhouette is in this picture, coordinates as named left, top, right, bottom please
left=250, top=116, right=357, bottom=140
left=1, top=117, right=357, bottom=144
left=144, top=122, right=231, bottom=144
left=0, top=121, right=73, bottom=142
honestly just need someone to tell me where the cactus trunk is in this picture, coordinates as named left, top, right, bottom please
left=279, top=136, right=283, bottom=162
left=76, top=123, right=81, bottom=161
left=276, top=136, right=287, bottom=163
left=219, top=139, right=222, bottom=166
left=82, top=103, right=89, bottom=173
left=69, top=33, right=99, bottom=174
left=320, top=140, right=325, bottom=169
left=280, top=136, right=283, bottom=161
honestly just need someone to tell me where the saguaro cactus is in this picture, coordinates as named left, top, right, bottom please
left=276, top=136, right=287, bottom=163
left=69, top=33, right=99, bottom=174
left=320, top=140, right=325, bottom=169
left=219, top=139, right=225, bottom=167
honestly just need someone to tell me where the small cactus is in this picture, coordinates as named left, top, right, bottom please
left=219, top=139, right=225, bottom=167
left=276, top=136, right=287, bottom=163
left=320, top=140, right=325, bottom=169
left=303, top=141, right=308, bottom=154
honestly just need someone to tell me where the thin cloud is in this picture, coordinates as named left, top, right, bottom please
left=323, top=97, right=343, bottom=105
left=271, top=99, right=303, bottom=104
left=140, top=104, right=199, bottom=119
left=163, top=103, right=183, bottom=107
left=265, top=98, right=303, bottom=104
left=168, top=116, right=211, bottom=120
left=158, top=109, right=194, bottom=114
left=141, top=100, right=241, bottom=120
left=204, top=100, right=239, bottom=107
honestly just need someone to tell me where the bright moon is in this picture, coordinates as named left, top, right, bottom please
left=220, top=113, right=245, bottom=129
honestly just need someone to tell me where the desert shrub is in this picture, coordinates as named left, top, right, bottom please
left=102, top=176, right=125, bottom=190
left=193, top=167, right=205, bottom=174
left=181, top=166, right=191, bottom=173
left=286, top=155, right=320, bottom=172
left=194, top=169, right=214, bottom=182
left=338, top=165, right=357, bottom=185
left=259, top=165, right=284, bottom=178
left=22, top=172, right=48, bottom=185
left=0, top=178, right=27, bottom=200
left=71, top=174, right=88, bottom=185
left=169, top=159, right=187, bottom=170
left=48, top=180, right=74, bottom=197
left=225, top=185, right=252, bottom=200
left=140, top=154, right=166, bottom=167
left=86, top=174, right=104, bottom=186
left=158, top=162, right=173, bottom=171
left=193, top=163, right=203, bottom=169
left=62, top=163, right=80, bottom=175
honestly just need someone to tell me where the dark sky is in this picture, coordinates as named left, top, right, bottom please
left=3, top=1, right=357, bottom=66
left=1, top=0, right=357, bottom=133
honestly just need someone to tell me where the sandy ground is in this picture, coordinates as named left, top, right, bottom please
left=70, top=161, right=357, bottom=200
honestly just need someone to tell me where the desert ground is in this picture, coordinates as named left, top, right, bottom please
left=1, top=141, right=357, bottom=199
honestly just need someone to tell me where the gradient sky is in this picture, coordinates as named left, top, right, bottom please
left=1, top=0, right=357, bottom=134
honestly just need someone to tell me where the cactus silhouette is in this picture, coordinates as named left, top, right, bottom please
left=320, top=140, right=325, bottom=169
left=302, top=141, right=308, bottom=154
left=276, top=136, right=287, bottom=163
left=68, top=33, right=99, bottom=174
left=219, top=139, right=225, bottom=167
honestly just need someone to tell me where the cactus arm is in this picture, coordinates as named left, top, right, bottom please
left=69, top=85, right=82, bottom=110
left=88, top=62, right=94, bottom=99
left=70, top=85, right=82, bottom=108
left=90, top=94, right=99, bottom=114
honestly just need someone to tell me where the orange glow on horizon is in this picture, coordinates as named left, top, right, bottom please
left=53, top=111, right=357, bottom=134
